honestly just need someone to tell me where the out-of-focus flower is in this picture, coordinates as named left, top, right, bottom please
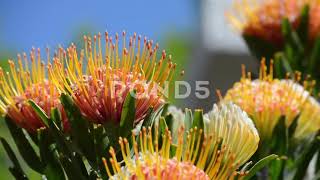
left=225, top=60, right=319, bottom=139
left=0, top=49, right=69, bottom=132
left=103, top=102, right=259, bottom=179
left=49, top=32, right=176, bottom=125
left=227, top=0, right=320, bottom=46
left=309, top=1, right=320, bottom=42
left=294, top=96, right=320, bottom=139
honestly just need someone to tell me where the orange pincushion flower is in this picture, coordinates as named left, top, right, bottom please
left=0, top=49, right=69, bottom=132
left=227, top=0, right=320, bottom=46
left=49, top=32, right=176, bottom=125
left=309, top=1, right=320, bottom=41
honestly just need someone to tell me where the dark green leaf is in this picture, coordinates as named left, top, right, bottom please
left=142, top=107, right=154, bottom=128
left=288, top=115, right=299, bottom=139
left=293, top=134, right=320, bottom=180
left=243, top=154, right=279, bottom=180
left=165, top=114, right=173, bottom=132
left=38, top=129, right=65, bottom=180
left=40, top=108, right=73, bottom=158
left=243, top=34, right=279, bottom=61
left=274, top=53, right=285, bottom=78
left=297, top=5, right=310, bottom=45
left=119, top=90, right=136, bottom=137
left=192, top=109, right=204, bottom=130
left=60, top=93, right=95, bottom=164
left=272, top=116, right=288, bottom=155
left=0, top=137, right=28, bottom=179
left=160, top=103, right=169, bottom=117
left=28, top=100, right=49, bottom=127
left=59, top=155, right=86, bottom=180
left=5, top=117, right=44, bottom=173
left=184, top=108, right=192, bottom=131
left=308, top=37, right=320, bottom=75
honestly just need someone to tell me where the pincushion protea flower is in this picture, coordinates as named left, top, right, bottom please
left=226, top=0, right=320, bottom=46
left=103, top=102, right=259, bottom=179
left=225, top=60, right=320, bottom=139
left=294, top=96, right=320, bottom=139
left=227, top=0, right=301, bottom=46
left=0, top=49, right=69, bottom=132
left=49, top=32, right=176, bottom=125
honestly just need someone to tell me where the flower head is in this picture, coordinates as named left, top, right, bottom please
left=103, top=102, right=259, bottom=179
left=49, top=32, right=176, bottom=125
left=227, top=0, right=320, bottom=46
left=225, top=60, right=318, bottom=139
left=294, top=96, right=320, bottom=139
left=309, top=1, right=320, bottom=41
left=0, top=49, right=69, bottom=132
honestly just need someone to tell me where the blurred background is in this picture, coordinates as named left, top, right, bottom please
left=0, top=0, right=257, bottom=178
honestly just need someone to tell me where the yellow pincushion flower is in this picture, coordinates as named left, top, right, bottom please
left=49, top=32, right=176, bottom=125
left=103, top=102, right=259, bottom=180
left=227, top=0, right=320, bottom=46
left=294, top=96, right=320, bottom=139
left=224, top=60, right=319, bottom=139
left=204, top=102, right=259, bottom=167
left=0, top=49, right=69, bottom=132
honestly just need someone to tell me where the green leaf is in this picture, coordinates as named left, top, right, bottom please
left=47, top=108, right=87, bottom=180
left=165, top=114, right=173, bottom=132
left=184, top=108, right=192, bottom=131
left=243, top=34, right=279, bottom=61
left=293, top=134, right=320, bottom=180
left=5, top=116, right=44, bottom=173
left=119, top=90, right=136, bottom=137
left=28, top=100, right=49, bottom=127
left=0, top=137, right=28, bottom=179
left=269, top=116, right=288, bottom=179
left=276, top=52, right=294, bottom=74
left=104, top=121, right=120, bottom=148
left=45, top=108, right=73, bottom=157
left=281, top=18, right=304, bottom=70
left=274, top=53, right=285, bottom=78
left=93, top=125, right=109, bottom=178
left=308, top=36, right=320, bottom=75
left=142, top=107, right=154, bottom=128
left=159, top=117, right=168, bottom=135
left=59, top=155, right=86, bottom=180
left=192, top=109, right=204, bottom=130
left=8, top=167, right=28, bottom=180
left=160, top=103, right=169, bottom=117
left=60, top=93, right=95, bottom=164
left=156, top=117, right=168, bottom=148
left=38, top=129, right=65, bottom=180
left=243, top=154, right=279, bottom=180
left=272, top=116, right=288, bottom=155
left=288, top=115, right=299, bottom=139
left=297, top=5, right=310, bottom=45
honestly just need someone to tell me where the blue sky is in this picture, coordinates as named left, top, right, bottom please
left=0, top=0, right=196, bottom=52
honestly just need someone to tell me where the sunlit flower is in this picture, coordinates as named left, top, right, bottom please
left=224, top=60, right=318, bottom=139
left=204, top=102, right=260, bottom=166
left=0, top=49, right=69, bottom=132
left=227, top=0, right=320, bottom=46
left=103, top=102, right=259, bottom=180
left=49, top=32, right=176, bottom=125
